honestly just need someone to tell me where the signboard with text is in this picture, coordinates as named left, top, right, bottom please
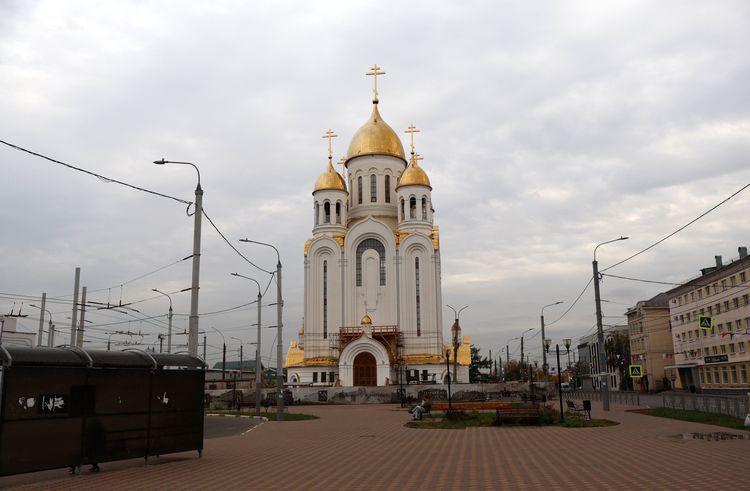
left=704, top=355, right=728, bottom=364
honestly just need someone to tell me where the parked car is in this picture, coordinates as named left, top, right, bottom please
left=560, top=382, right=571, bottom=391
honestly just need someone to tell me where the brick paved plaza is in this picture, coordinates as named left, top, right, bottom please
left=3, top=400, right=749, bottom=490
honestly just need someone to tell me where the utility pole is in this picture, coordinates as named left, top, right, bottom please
left=37, top=293, right=46, bottom=347
left=506, top=345, right=510, bottom=379
left=222, top=342, right=226, bottom=380
left=76, top=286, right=87, bottom=348
left=520, top=336, right=524, bottom=380
left=70, top=267, right=80, bottom=346
left=203, top=335, right=207, bottom=361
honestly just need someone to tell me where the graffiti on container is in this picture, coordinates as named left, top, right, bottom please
left=39, top=394, right=67, bottom=413
left=17, top=396, right=36, bottom=410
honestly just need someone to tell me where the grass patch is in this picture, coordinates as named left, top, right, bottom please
left=404, top=410, right=618, bottom=429
left=207, top=410, right=319, bottom=421
left=628, top=407, right=748, bottom=431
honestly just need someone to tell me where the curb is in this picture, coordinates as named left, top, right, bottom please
left=206, top=414, right=269, bottom=421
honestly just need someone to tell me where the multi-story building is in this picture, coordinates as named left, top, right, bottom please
left=625, top=292, right=672, bottom=392
left=577, top=326, right=629, bottom=391
left=666, top=248, right=750, bottom=394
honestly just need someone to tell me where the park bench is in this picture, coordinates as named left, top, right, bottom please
left=566, top=400, right=590, bottom=419
left=431, top=402, right=512, bottom=412
left=494, top=406, right=541, bottom=425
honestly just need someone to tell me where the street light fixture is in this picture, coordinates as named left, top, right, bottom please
left=593, top=236, right=628, bottom=411
left=231, top=272, right=264, bottom=416
left=446, top=305, right=469, bottom=383
left=152, top=288, right=173, bottom=354
left=210, top=326, right=226, bottom=380
left=239, top=238, right=284, bottom=421
left=563, top=338, right=572, bottom=369
left=545, top=340, right=569, bottom=421
left=540, top=301, right=563, bottom=378
left=519, top=327, right=534, bottom=381
left=153, top=158, right=203, bottom=356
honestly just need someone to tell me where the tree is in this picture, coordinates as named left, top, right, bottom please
left=469, top=345, right=492, bottom=383
left=604, top=330, right=632, bottom=390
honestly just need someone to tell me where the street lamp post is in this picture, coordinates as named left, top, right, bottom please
left=445, top=349, right=452, bottom=415
left=519, top=327, right=533, bottom=382
left=563, top=338, right=572, bottom=369
left=593, top=236, right=628, bottom=411
left=446, top=305, right=468, bottom=383
left=210, top=326, right=226, bottom=380
left=544, top=339, right=565, bottom=421
left=153, top=159, right=202, bottom=356
left=152, top=288, right=174, bottom=354
left=240, top=238, right=284, bottom=421
left=231, top=273, right=263, bottom=416
left=540, top=301, right=563, bottom=378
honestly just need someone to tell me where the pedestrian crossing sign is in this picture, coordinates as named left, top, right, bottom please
left=629, top=365, right=643, bottom=378
left=698, top=315, right=713, bottom=330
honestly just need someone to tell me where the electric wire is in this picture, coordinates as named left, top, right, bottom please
left=602, top=180, right=750, bottom=273
left=0, top=139, right=191, bottom=206
left=201, top=208, right=274, bottom=275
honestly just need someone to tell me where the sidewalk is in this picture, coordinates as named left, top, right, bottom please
left=2, top=401, right=748, bottom=490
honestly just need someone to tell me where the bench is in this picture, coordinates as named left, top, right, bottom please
left=566, top=400, right=589, bottom=419
left=494, top=407, right=541, bottom=425
left=431, top=402, right=512, bottom=412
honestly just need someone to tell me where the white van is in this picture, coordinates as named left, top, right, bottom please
left=559, top=382, right=571, bottom=391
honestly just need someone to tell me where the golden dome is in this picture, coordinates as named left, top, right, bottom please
left=360, top=313, right=372, bottom=325
left=313, top=161, right=347, bottom=193
left=396, top=159, right=431, bottom=189
left=298, top=326, right=304, bottom=335
left=347, top=103, right=406, bottom=162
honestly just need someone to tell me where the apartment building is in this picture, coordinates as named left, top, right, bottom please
left=577, top=326, right=629, bottom=391
left=666, top=248, right=750, bottom=394
left=625, top=292, right=672, bottom=392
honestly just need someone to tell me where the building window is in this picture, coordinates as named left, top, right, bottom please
left=314, top=202, right=319, bottom=225
left=705, top=286, right=711, bottom=296
left=705, top=368, right=712, bottom=384
left=409, top=197, right=417, bottom=219
left=723, top=301, right=730, bottom=311
left=357, top=176, right=363, bottom=204
left=323, top=260, right=328, bottom=339
left=741, top=365, right=748, bottom=384
left=713, top=367, right=720, bottom=383
left=421, top=197, right=427, bottom=219
left=733, top=298, right=740, bottom=309
left=722, top=367, right=728, bottom=384
left=720, top=345, right=726, bottom=354
left=415, top=257, right=421, bottom=337
left=730, top=343, right=735, bottom=354
left=321, top=372, right=327, bottom=383
left=731, top=275, right=737, bottom=287
left=356, top=238, right=386, bottom=287
left=722, top=279, right=727, bottom=291
left=712, top=346, right=718, bottom=355
left=370, top=174, right=377, bottom=202
left=313, top=372, right=318, bottom=383
left=740, top=272, right=747, bottom=283
left=385, top=175, right=391, bottom=203
left=704, top=347, right=710, bottom=356
left=736, top=320, right=742, bottom=331
left=743, top=294, right=749, bottom=305
left=324, top=201, right=331, bottom=223
left=715, top=303, right=721, bottom=314
left=698, top=289, right=703, bottom=300
left=740, top=342, right=746, bottom=353
left=400, top=198, right=405, bottom=220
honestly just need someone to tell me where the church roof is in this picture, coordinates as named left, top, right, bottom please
left=397, top=157, right=431, bottom=189
left=313, top=160, right=347, bottom=193
left=347, top=102, right=406, bottom=163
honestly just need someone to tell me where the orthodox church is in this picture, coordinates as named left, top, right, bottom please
left=285, top=66, right=470, bottom=387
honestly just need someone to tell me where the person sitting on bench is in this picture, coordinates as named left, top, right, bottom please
left=411, top=397, right=429, bottom=420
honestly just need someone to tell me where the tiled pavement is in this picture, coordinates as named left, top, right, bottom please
left=3, top=400, right=749, bottom=490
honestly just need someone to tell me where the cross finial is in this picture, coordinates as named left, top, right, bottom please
left=322, top=128, right=338, bottom=161
left=404, top=124, right=420, bottom=156
left=366, top=64, right=385, bottom=102
left=414, top=153, right=424, bottom=163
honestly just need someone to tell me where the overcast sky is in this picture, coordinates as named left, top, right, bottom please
left=2, top=1, right=749, bottom=368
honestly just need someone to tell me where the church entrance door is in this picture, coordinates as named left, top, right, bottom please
left=353, top=352, right=377, bottom=386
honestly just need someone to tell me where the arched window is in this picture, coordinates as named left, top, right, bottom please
left=385, top=175, right=391, bottom=203
left=409, top=197, right=416, bottom=219
left=323, top=260, right=328, bottom=339
left=370, top=174, right=377, bottom=202
left=324, top=201, right=331, bottom=223
left=415, top=257, right=421, bottom=337
left=335, top=201, right=341, bottom=224
left=400, top=198, right=405, bottom=220
left=357, top=176, right=363, bottom=204
left=356, top=238, right=386, bottom=287
left=422, top=197, right=427, bottom=219
left=314, top=202, right=319, bottom=226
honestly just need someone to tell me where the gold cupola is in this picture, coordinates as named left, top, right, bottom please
left=313, top=160, right=347, bottom=193
left=397, top=155, right=431, bottom=189
left=360, top=312, right=372, bottom=325
left=347, top=102, right=406, bottom=163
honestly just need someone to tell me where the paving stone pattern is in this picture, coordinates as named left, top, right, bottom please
left=3, top=400, right=749, bottom=490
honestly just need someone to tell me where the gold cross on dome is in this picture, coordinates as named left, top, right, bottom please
left=366, top=64, right=385, bottom=102
left=322, top=128, right=338, bottom=160
left=404, top=124, right=420, bottom=155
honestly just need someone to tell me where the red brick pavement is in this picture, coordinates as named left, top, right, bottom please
left=2, top=401, right=749, bottom=490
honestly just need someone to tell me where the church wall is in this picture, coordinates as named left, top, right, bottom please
left=305, top=238, right=342, bottom=359
left=399, top=234, right=442, bottom=356
left=346, top=154, right=405, bottom=227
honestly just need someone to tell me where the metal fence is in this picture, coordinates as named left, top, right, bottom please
left=569, top=389, right=749, bottom=419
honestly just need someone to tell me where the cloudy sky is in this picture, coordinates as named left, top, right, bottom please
left=2, top=1, right=749, bottom=368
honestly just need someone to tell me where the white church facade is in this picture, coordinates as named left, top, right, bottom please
left=285, top=67, right=470, bottom=387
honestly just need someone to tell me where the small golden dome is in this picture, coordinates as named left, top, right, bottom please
left=347, top=103, right=406, bottom=162
left=298, top=326, right=304, bottom=335
left=313, top=161, right=347, bottom=193
left=360, top=313, right=372, bottom=325
left=397, top=159, right=431, bottom=189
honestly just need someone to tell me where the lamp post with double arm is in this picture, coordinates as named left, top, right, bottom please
left=231, top=272, right=263, bottom=416
left=540, top=301, right=563, bottom=379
